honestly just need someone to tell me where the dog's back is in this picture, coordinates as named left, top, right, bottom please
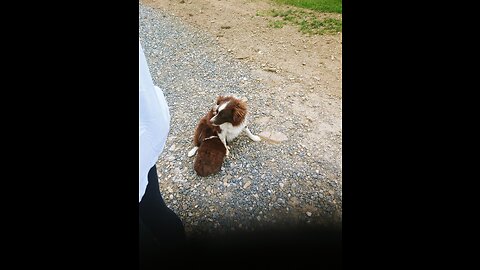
left=192, top=109, right=226, bottom=176
left=194, top=136, right=226, bottom=177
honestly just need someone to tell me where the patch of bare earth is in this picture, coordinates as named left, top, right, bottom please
left=142, top=0, right=341, bottom=95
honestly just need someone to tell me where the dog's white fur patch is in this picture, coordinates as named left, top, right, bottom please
left=218, top=122, right=246, bottom=143
left=245, top=127, right=261, bottom=141
left=217, top=100, right=230, bottom=113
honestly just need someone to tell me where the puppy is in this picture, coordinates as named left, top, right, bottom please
left=188, top=95, right=261, bottom=158
left=191, top=107, right=226, bottom=176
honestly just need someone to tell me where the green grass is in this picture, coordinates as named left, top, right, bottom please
left=259, top=8, right=341, bottom=35
left=272, top=0, right=342, bottom=13
left=299, top=17, right=342, bottom=35
left=269, top=20, right=287, bottom=28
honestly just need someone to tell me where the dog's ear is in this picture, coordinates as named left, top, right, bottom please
left=232, top=101, right=247, bottom=125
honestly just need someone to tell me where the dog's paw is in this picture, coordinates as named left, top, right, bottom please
left=225, top=145, right=230, bottom=157
left=188, top=147, right=198, bottom=157
left=250, top=135, right=261, bottom=142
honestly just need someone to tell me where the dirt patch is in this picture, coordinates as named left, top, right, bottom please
left=141, top=0, right=342, bottom=100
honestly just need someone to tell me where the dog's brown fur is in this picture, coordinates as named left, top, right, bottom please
left=192, top=109, right=220, bottom=148
left=193, top=108, right=226, bottom=177
left=194, top=136, right=226, bottom=176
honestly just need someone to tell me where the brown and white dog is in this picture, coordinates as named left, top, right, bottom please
left=191, top=107, right=226, bottom=176
left=188, top=95, right=261, bottom=159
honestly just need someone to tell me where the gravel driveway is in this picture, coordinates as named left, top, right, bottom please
left=139, top=3, right=342, bottom=240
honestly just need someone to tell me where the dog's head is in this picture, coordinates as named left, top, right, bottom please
left=210, top=95, right=247, bottom=126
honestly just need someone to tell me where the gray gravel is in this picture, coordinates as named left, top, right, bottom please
left=139, top=4, right=342, bottom=239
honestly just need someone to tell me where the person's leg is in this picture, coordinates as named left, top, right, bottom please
left=139, top=165, right=185, bottom=248
left=139, top=215, right=162, bottom=268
